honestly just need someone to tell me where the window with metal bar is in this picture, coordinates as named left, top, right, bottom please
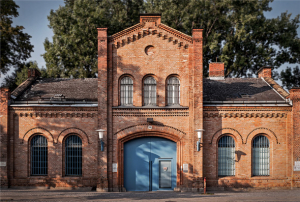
left=218, top=136, right=235, bottom=176
left=167, top=77, right=180, bottom=105
left=65, top=135, right=82, bottom=176
left=120, top=76, right=133, bottom=105
left=31, top=135, right=48, bottom=176
left=144, top=77, right=156, bottom=106
left=252, top=135, right=270, bottom=176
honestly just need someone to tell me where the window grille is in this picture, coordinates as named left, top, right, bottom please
left=144, top=77, right=156, bottom=106
left=65, top=135, right=82, bottom=176
left=218, top=136, right=235, bottom=176
left=31, top=135, right=48, bottom=176
left=167, top=77, right=180, bottom=105
left=252, top=135, right=270, bottom=176
left=120, top=77, right=133, bottom=105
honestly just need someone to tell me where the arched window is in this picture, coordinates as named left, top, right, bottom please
left=252, top=135, right=270, bottom=176
left=31, top=135, right=48, bottom=175
left=144, top=76, right=156, bottom=106
left=218, top=136, right=235, bottom=176
left=65, top=135, right=82, bottom=176
left=167, top=77, right=180, bottom=105
left=120, top=76, right=133, bottom=105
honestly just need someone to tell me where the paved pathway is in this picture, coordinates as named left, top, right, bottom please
left=1, top=189, right=300, bottom=201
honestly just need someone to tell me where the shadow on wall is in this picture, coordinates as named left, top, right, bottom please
left=235, top=151, right=246, bottom=162
left=10, top=107, right=98, bottom=188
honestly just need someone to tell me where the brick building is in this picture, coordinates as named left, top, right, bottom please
left=1, top=14, right=300, bottom=191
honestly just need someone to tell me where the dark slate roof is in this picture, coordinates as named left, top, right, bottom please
left=12, top=77, right=288, bottom=103
left=11, top=78, right=35, bottom=99
left=203, top=78, right=286, bottom=102
left=15, top=78, right=97, bottom=101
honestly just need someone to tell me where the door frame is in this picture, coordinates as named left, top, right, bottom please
left=117, top=131, right=183, bottom=191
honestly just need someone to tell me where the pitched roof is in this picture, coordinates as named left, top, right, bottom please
left=203, top=78, right=287, bottom=102
left=14, top=78, right=97, bottom=101
left=12, top=77, right=288, bottom=104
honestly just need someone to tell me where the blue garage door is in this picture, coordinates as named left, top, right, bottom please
left=124, top=137, right=177, bottom=191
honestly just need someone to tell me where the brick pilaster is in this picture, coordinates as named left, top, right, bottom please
left=0, top=87, right=10, bottom=188
left=97, top=28, right=109, bottom=191
left=290, top=87, right=300, bottom=187
left=192, top=29, right=204, bottom=186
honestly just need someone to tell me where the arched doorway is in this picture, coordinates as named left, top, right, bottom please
left=124, top=137, right=177, bottom=191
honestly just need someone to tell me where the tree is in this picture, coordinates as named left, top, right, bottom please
left=145, top=0, right=300, bottom=77
left=1, top=61, right=47, bottom=91
left=43, top=0, right=143, bottom=78
left=0, top=0, right=34, bottom=76
left=280, top=66, right=300, bottom=89
left=44, top=0, right=300, bottom=79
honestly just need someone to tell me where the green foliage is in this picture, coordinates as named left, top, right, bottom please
left=0, top=0, right=34, bottom=75
left=43, top=0, right=144, bottom=78
left=280, top=66, right=300, bottom=89
left=44, top=0, right=300, bottom=80
left=1, top=61, right=47, bottom=91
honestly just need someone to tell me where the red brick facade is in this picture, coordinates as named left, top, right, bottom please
left=0, top=14, right=300, bottom=191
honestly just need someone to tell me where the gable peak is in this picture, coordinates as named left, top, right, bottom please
left=139, top=13, right=161, bottom=26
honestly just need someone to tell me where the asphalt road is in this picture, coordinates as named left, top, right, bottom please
left=1, top=188, right=300, bottom=202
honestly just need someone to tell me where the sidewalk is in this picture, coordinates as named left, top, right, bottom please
left=1, top=188, right=300, bottom=201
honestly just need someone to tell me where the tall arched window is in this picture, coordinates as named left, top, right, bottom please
left=252, top=135, right=270, bottom=176
left=218, top=136, right=235, bottom=176
left=120, top=76, right=133, bottom=105
left=167, top=77, right=180, bottom=105
left=144, top=76, right=156, bottom=106
left=65, top=135, right=82, bottom=176
left=31, top=135, right=48, bottom=175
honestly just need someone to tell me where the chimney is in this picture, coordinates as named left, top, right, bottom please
left=28, top=68, right=41, bottom=78
left=209, top=62, right=225, bottom=80
left=257, top=66, right=272, bottom=78
left=139, top=13, right=161, bottom=26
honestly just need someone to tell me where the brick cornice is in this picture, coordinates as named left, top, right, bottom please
left=108, top=23, right=192, bottom=50
left=204, top=106, right=292, bottom=111
left=204, top=112, right=287, bottom=118
left=15, top=112, right=97, bottom=118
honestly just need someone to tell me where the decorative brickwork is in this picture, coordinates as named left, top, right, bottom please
left=1, top=14, right=300, bottom=191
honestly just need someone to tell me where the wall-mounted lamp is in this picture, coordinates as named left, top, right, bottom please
left=96, top=129, right=105, bottom=151
left=195, top=129, right=205, bottom=151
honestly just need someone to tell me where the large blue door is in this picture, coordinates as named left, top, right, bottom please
left=124, top=137, right=177, bottom=191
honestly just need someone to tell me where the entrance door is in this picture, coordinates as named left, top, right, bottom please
left=124, top=137, right=177, bottom=191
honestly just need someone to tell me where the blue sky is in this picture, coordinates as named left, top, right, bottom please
left=1, top=0, right=300, bottom=84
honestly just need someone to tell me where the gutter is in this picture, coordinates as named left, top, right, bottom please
left=203, top=100, right=291, bottom=107
left=9, top=100, right=98, bottom=107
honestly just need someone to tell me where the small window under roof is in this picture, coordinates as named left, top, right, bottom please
left=239, top=93, right=251, bottom=98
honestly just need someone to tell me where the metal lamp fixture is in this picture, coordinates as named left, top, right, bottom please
left=96, top=129, right=105, bottom=151
left=195, top=129, right=205, bottom=151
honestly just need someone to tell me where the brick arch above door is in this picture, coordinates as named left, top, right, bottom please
left=114, top=123, right=186, bottom=142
